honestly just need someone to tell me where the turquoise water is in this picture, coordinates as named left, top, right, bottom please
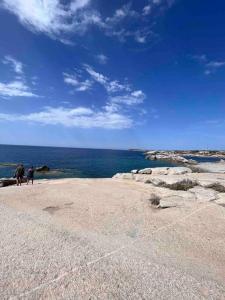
left=0, top=144, right=177, bottom=179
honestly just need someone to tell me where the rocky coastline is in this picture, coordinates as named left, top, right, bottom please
left=144, top=150, right=225, bottom=165
left=113, top=163, right=225, bottom=208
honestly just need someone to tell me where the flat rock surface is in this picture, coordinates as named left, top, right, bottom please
left=0, top=178, right=225, bottom=299
left=196, top=161, right=225, bottom=173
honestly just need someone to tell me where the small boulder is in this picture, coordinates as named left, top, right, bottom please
left=138, top=168, right=152, bottom=174
left=113, top=173, right=134, bottom=180
left=160, top=200, right=178, bottom=209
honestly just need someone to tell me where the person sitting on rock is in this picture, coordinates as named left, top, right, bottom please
left=15, top=164, right=25, bottom=186
left=27, top=166, right=35, bottom=185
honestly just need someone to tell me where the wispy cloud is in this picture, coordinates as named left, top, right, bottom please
left=84, top=64, right=131, bottom=93
left=110, top=90, right=146, bottom=105
left=191, top=54, right=225, bottom=75
left=2, top=55, right=23, bottom=74
left=83, top=65, right=146, bottom=115
left=0, top=106, right=133, bottom=129
left=0, top=55, right=38, bottom=98
left=63, top=64, right=147, bottom=119
left=105, top=3, right=138, bottom=25
left=63, top=72, right=93, bottom=92
left=96, top=53, right=108, bottom=65
left=1, top=0, right=175, bottom=45
left=143, top=0, right=176, bottom=16
left=205, top=61, right=225, bottom=75
left=0, top=81, right=37, bottom=97
left=1, top=0, right=92, bottom=43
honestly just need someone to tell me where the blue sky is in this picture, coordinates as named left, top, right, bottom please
left=0, top=0, right=225, bottom=149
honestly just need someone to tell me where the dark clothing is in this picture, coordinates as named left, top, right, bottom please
left=15, top=166, right=25, bottom=179
left=27, top=168, right=34, bottom=179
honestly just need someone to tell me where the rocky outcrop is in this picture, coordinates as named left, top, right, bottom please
left=194, top=161, right=225, bottom=173
left=145, top=150, right=225, bottom=166
left=113, top=165, right=225, bottom=208
left=0, top=177, right=27, bottom=187
left=138, top=167, right=192, bottom=175
left=145, top=151, right=197, bottom=165
left=189, top=186, right=218, bottom=202
left=36, top=165, right=50, bottom=172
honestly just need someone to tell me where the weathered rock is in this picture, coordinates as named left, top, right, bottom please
left=0, top=177, right=27, bottom=187
left=215, top=193, right=225, bottom=207
left=166, top=167, right=192, bottom=175
left=138, top=168, right=152, bottom=174
left=160, top=200, right=178, bottom=209
left=195, top=161, right=225, bottom=174
left=36, top=165, right=50, bottom=172
left=131, top=169, right=139, bottom=174
left=151, top=167, right=170, bottom=175
left=189, top=186, right=218, bottom=202
left=113, top=173, right=134, bottom=180
left=145, top=152, right=197, bottom=165
left=149, top=177, right=198, bottom=191
left=138, top=167, right=192, bottom=176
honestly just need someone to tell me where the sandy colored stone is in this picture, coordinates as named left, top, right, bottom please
left=0, top=178, right=225, bottom=299
left=196, top=161, right=225, bottom=173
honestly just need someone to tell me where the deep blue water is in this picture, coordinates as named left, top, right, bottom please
left=183, top=156, right=220, bottom=163
left=0, top=144, right=178, bottom=179
left=0, top=145, right=220, bottom=179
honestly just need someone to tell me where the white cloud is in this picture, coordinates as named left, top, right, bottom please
left=0, top=106, right=133, bottom=129
left=0, top=81, right=38, bottom=97
left=1, top=0, right=175, bottom=45
left=110, top=90, right=146, bottom=105
left=83, top=65, right=146, bottom=110
left=191, top=54, right=207, bottom=63
left=96, top=54, right=108, bottom=64
left=134, top=29, right=152, bottom=44
left=143, top=5, right=151, bottom=16
left=105, top=3, right=138, bottom=25
left=84, top=64, right=130, bottom=93
left=84, top=64, right=108, bottom=86
left=1, top=0, right=92, bottom=42
left=143, top=0, right=176, bottom=16
left=206, top=61, right=225, bottom=68
left=70, top=0, right=90, bottom=12
left=191, top=54, right=225, bottom=75
left=205, top=60, right=225, bottom=75
left=63, top=72, right=93, bottom=91
left=2, top=55, right=23, bottom=74
left=0, top=55, right=38, bottom=98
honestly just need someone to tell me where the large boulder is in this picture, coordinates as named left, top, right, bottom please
left=36, top=165, right=50, bottom=172
left=138, top=167, right=192, bottom=176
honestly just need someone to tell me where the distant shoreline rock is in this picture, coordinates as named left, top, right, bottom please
left=144, top=150, right=225, bottom=166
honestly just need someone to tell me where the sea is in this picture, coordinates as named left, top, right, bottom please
left=0, top=145, right=220, bottom=180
